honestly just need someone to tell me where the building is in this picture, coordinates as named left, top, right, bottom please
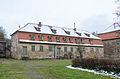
left=98, top=26, right=120, bottom=58
left=11, top=22, right=104, bottom=59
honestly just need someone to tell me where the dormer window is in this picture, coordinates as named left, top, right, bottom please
left=34, top=26, right=40, bottom=31
left=76, top=32, right=81, bottom=36
left=84, top=33, right=90, bottom=37
left=65, top=31, right=70, bottom=35
left=30, top=34, right=35, bottom=40
left=56, top=36, right=60, bottom=42
left=69, top=38, right=73, bottom=43
left=51, top=29, right=56, bottom=34
left=89, top=39, right=93, bottom=44
left=81, top=39, right=84, bottom=44
left=39, top=34, right=43, bottom=40
left=75, top=38, right=79, bottom=44
left=116, top=32, right=119, bottom=37
left=63, top=37, right=67, bottom=42
left=48, top=35, right=52, bottom=41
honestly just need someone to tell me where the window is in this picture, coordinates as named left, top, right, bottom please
left=65, top=31, right=70, bottom=35
left=56, top=36, right=60, bottom=42
left=76, top=32, right=81, bottom=36
left=116, top=42, right=120, bottom=45
left=96, top=48, right=99, bottom=53
left=51, top=29, right=56, bottom=33
left=81, top=39, right=85, bottom=44
left=76, top=48, right=79, bottom=56
left=117, top=49, right=120, bottom=53
left=48, top=35, right=52, bottom=41
left=75, top=38, right=79, bottom=44
left=39, top=34, right=43, bottom=40
left=84, top=33, right=90, bottom=37
left=63, top=37, right=67, bottom=42
left=40, top=46, right=43, bottom=52
left=64, top=47, right=67, bottom=52
left=30, top=34, right=35, bottom=40
left=90, top=48, right=94, bottom=53
left=116, top=32, right=119, bottom=37
left=82, top=47, right=85, bottom=52
left=49, top=46, right=53, bottom=52
left=89, top=39, right=93, bottom=44
left=69, top=38, right=73, bottom=43
left=31, top=45, right=35, bottom=52
left=70, top=47, right=73, bottom=52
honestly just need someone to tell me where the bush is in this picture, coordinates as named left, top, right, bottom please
left=72, top=58, right=120, bottom=73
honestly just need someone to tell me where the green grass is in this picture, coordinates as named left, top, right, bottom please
left=0, top=59, right=116, bottom=79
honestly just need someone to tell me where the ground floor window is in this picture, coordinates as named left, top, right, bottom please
left=76, top=48, right=79, bottom=56
left=40, top=46, right=43, bottom=52
left=64, top=47, right=67, bottom=52
left=70, top=47, right=73, bottom=52
left=57, top=48, right=61, bottom=56
left=31, top=45, right=35, bottom=52
left=90, top=48, right=94, bottom=53
left=22, top=46, right=27, bottom=55
left=49, top=46, right=53, bottom=52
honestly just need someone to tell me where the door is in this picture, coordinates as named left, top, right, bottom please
left=22, top=46, right=27, bottom=55
left=57, top=48, right=61, bottom=56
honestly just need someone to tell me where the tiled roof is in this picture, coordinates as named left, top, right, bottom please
left=18, top=23, right=101, bottom=39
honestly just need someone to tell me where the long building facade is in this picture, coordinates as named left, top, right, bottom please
left=11, top=22, right=104, bottom=59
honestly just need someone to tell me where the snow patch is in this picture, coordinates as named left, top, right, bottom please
left=66, top=65, right=120, bottom=79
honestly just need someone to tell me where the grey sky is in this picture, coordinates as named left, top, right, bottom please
left=0, top=0, right=116, bottom=38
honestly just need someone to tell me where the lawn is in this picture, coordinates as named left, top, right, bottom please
left=0, top=59, right=115, bottom=79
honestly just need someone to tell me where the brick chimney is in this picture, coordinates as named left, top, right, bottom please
left=38, top=22, right=41, bottom=26
left=73, top=23, right=76, bottom=31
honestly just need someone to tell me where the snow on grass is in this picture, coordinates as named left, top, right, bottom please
left=66, top=65, right=120, bottom=79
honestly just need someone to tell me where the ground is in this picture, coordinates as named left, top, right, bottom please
left=0, top=59, right=116, bottom=79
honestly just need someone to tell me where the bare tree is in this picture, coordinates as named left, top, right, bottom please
left=77, top=45, right=83, bottom=60
left=0, top=26, right=6, bottom=41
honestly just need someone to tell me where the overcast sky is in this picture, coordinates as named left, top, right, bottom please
left=0, top=0, right=117, bottom=38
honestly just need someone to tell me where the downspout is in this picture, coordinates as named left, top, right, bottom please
left=54, top=45, right=56, bottom=58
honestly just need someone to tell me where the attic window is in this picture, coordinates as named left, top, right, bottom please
left=76, top=32, right=81, bottom=36
left=34, top=26, right=40, bottom=31
left=84, top=33, right=90, bottom=37
left=51, top=29, right=56, bottom=33
left=65, top=31, right=70, bottom=35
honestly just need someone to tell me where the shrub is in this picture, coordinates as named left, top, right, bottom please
left=72, top=58, right=120, bottom=73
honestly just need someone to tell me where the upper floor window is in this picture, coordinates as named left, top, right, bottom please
left=39, top=34, right=43, bottom=40
left=81, top=39, right=85, bottom=44
left=84, top=33, right=90, bottom=37
left=63, top=37, right=67, bottom=43
left=89, top=39, right=93, bottom=44
left=48, top=35, right=52, bottom=41
left=69, top=38, right=73, bottom=43
left=34, top=26, right=40, bottom=31
left=75, top=38, right=79, bottom=44
left=30, top=34, right=35, bottom=40
left=51, top=29, right=56, bottom=34
left=64, top=31, right=70, bottom=35
left=76, top=32, right=81, bottom=36
left=56, top=36, right=60, bottom=42
left=116, top=32, right=119, bottom=37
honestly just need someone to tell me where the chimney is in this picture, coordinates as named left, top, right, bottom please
left=38, top=22, right=41, bottom=26
left=74, top=23, right=76, bottom=31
